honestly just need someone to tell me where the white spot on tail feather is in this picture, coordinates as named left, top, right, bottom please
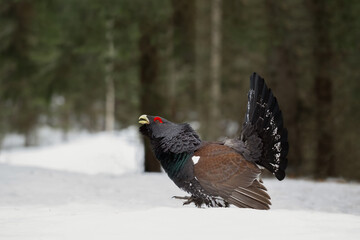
left=274, top=142, right=282, bottom=152
left=275, top=153, right=281, bottom=164
left=192, top=156, right=200, bottom=164
left=270, top=163, right=280, bottom=172
left=246, top=90, right=255, bottom=122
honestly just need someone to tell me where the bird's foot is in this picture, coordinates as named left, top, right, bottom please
left=172, top=196, right=190, bottom=200
left=172, top=195, right=204, bottom=208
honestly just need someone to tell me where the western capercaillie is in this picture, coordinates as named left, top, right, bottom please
left=139, top=73, right=289, bottom=209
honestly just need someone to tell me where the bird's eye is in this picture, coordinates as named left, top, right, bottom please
left=154, top=117, right=163, bottom=123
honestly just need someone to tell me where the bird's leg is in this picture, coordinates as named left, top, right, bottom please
left=172, top=195, right=193, bottom=205
left=172, top=196, right=191, bottom=200
left=172, top=195, right=204, bottom=208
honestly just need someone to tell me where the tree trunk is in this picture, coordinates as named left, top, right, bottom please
left=308, top=0, right=335, bottom=178
left=264, top=0, right=303, bottom=176
left=208, top=0, right=222, bottom=140
left=165, top=21, right=177, bottom=119
left=169, top=0, right=196, bottom=121
left=139, top=23, right=161, bottom=172
left=24, top=130, right=32, bottom=147
left=194, top=0, right=209, bottom=133
left=104, top=19, right=116, bottom=132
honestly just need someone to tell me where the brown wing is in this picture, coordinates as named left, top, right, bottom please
left=193, top=143, right=271, bottom=209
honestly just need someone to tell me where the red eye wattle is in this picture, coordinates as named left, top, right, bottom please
left=154, top=117, right=163, bottom=123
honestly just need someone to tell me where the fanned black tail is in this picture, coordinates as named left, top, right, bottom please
left=241, top=73, right=289, bottom=180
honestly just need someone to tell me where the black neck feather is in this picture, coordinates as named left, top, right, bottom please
left=154, top=150, right=191, bottom=179
left=141, top=122, right=201, bottom=184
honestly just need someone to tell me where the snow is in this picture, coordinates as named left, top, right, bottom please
left=0, top=127, right=360, bottom=239
left=0, top=127, right=143, bottom=175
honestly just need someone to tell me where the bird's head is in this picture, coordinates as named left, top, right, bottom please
left=138, top=114, right=201, bottom=153
left=138, top=114, right=183, bottom=139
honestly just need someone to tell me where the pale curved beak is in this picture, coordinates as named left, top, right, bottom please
left=138, top=115, right=150, bottom=124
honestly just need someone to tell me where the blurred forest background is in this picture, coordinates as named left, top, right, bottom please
left=0, top=0, right=359, bottom=180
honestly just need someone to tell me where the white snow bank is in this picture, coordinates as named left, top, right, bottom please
left=1, top=164, right=359, bottom=213
left=0, top=164, right=360, bottom=240
left=1, top=126, right=360, bottom=239
left=1, top=126, right=92, bottom=149
left=1, top=204, right=359, bottom=240
left=0, top=127, right=143, bottom=175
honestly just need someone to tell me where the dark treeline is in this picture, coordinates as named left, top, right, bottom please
left=1, top=0, right=359, bottom=180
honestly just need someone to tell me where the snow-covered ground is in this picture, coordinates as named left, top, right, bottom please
left=0, top=127, right=143, bottom=175
left=0, top=127, right=359, bottom=239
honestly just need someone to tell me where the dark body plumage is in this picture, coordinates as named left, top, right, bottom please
left=139, top=73, right=288, bottom=209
